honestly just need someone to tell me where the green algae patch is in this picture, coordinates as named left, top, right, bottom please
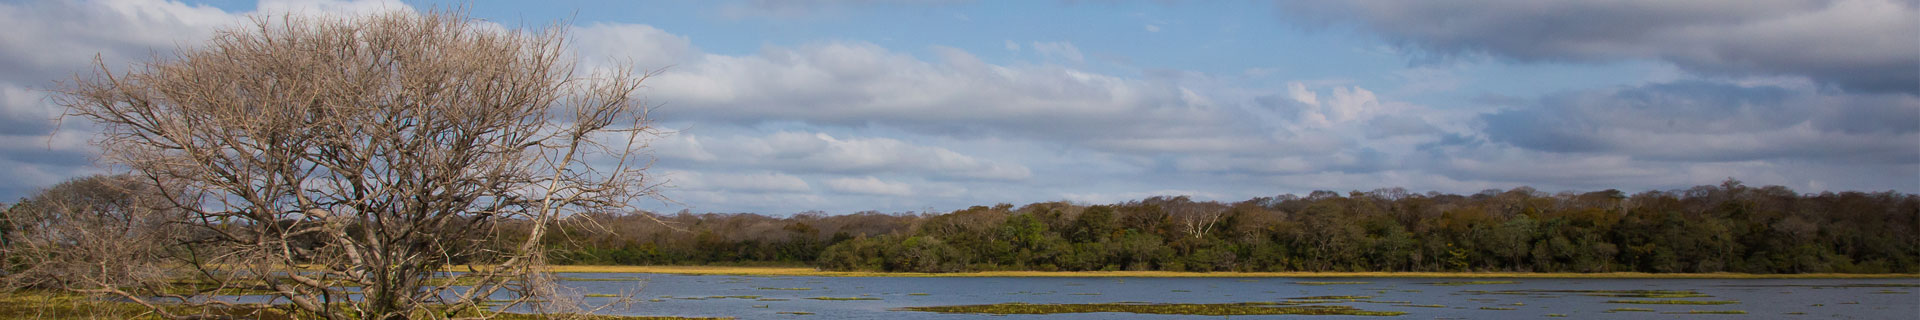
left=1428, top=281, right=1518, bottom=286
left=1290, top=295, right=1373, bottom=300
left=896, top=302, right=1406, bottom=316
left=1607, top=299, right=1739, bottom=305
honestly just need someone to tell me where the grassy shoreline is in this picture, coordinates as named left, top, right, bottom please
left=521, top=265, right=1920, bottom=279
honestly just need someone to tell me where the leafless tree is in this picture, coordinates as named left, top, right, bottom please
left=1, top=175, right=187, bottom=313
left=53, top=9, right=659, bottom=320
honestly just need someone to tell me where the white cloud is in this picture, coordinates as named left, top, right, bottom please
left=1144, top=24, right=1160, bottom=32
left=1281, top=0, right=1920, bottom=93
left=667, top=170, right=812, bottom=193
left=668, top=131, right=1032, bottom=181
left=824, top=176, right=913, bottom=196
left=570, top=23, right=696, bottom=71
left=1003, top=39, right=1020, bottom=51
left=1030, top=41, right=1084, bottom=63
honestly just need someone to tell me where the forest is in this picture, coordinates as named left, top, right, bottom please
left=536, top=179, right=1919, bottom=274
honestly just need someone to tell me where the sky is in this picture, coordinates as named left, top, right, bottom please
left=0, top=0, right=1915, bottom=214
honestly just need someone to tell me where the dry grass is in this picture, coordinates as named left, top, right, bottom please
left=0, top=291, right=725, bottom=320
left=510, top=266, right=1920, bottom=279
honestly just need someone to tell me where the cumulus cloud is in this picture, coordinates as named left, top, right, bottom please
left=1480, top=81, right=1919, bottom=163
left=569, top=23, right=696, bottom=71
left=1280, top=0, right=1920, bottom=93
left=667, top=170, right=812, bottom=193
left=0, top=0, right=418, bottom=201
left=642, top=40, right=1263, bottom=154
left=824, top=176, right=913, bottom=196
left=660, top=131, right=1032, bottom=181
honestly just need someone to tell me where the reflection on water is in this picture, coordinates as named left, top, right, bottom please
left=515, top=274, right=1918, bottom=319
left=199, top=274, right=1916, bottom=319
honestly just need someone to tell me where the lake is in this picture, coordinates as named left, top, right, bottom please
left=521, top=273, right=1918, bottom=319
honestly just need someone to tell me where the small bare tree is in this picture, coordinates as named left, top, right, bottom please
left=55, top=9, right=658, bottom=320
left=1, top=175, right=185, bottom=306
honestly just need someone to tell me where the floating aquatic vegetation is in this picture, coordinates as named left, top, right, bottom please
left=1290, top=295, right=1373, bottom=300
left=1546, top=314, right=1567, bottom=317
left=752, top=305, right=768, bottom=308
left=1872, top=290, right=1908, bottom=294
left=757, top=298, right=790, bottom=301
left=1605, top=308, right=1654, bottom=313
left=896, top=302, right=1407, bottom=316
left=1606, top=300, right=1739, bottom=305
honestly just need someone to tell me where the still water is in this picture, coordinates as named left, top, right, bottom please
left=529, top=273, right=1918, bottom=319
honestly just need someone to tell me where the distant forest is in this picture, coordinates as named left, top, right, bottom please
left=537, top=180, right=1919, bottom=274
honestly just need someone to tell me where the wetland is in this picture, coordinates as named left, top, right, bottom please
left=500, top=272, right=1919, bottom=319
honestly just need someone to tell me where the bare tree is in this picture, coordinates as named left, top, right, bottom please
left=1, top=175, right=186, bottom=311
left=54, top=9, right=658, bottom=320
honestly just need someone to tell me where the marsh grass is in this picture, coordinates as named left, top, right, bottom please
left=1290, top=295, right=1373, bottom=300
left=0, top=291, right=724, bottom=320
left=1606, top=299, right=1739, bottom=305
left=897, top=302, right=1407, bottom=316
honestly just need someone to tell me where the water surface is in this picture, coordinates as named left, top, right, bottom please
left=531, top=273, right=1915, bottom=319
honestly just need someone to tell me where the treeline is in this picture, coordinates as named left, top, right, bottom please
left=541, top=180, right=1919, bottom=274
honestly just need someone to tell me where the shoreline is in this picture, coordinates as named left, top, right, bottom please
left=529, top=265, right=1920, bottom=279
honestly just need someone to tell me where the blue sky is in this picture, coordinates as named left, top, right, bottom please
left=0, top=0, right=1914, bottom=214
